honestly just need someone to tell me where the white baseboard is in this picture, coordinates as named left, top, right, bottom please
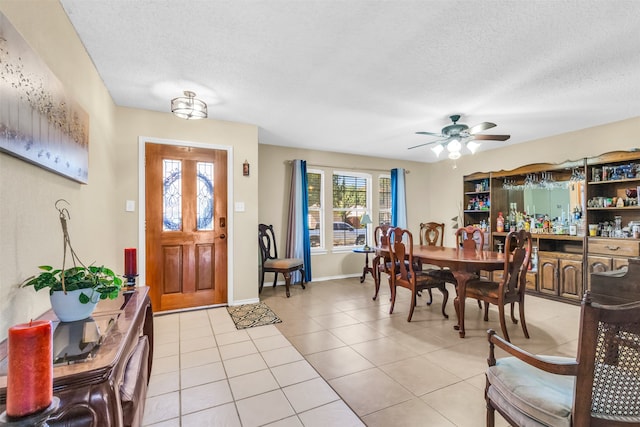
left=267, top=272, right=362, bottom=287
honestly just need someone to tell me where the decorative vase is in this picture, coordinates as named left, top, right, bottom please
left=49, top=289, right=99, bottom=322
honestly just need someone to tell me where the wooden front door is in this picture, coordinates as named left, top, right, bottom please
left=145, top=143, right=227, bottom=311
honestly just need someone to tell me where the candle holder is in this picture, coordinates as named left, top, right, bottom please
left=123, top=274, right=138, bottom=289
left=0, top=397, right=59, bottom=427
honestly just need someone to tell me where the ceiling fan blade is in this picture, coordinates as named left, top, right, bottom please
left=408, top=138, right=449, bottom=150
left=415, top=131, right=444, bottom=137
left=472, top=134, right=511, bottom=141
left=468, top=122, right=496, bottom=134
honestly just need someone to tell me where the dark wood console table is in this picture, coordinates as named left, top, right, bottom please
left=0, top=287, right=154, bottom=427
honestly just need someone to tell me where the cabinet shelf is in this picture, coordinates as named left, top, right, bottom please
left=587, top=206, right=640, bottom=211
left=464, top=191, right=490, bottom=195
left=464, top=209, right=490, bottom=213
left=589, top=177, right=640, bottom=185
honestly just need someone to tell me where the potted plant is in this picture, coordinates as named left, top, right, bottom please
left=22, top=200, right=123, bottom=322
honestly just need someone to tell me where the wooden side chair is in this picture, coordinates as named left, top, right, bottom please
left=258, top=224, right=305, bottom=298
left=486, top=292, right=640, bottom=426
left=388, top=227, right=448, bottom=321
left=418, top=221, right=446, bottom=304
left=467, top=229, right=532, bottom=342
left=372, top=224, right=393, bottom=301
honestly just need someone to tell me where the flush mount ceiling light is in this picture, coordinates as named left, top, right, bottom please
left=171, top=90, right=207, bottom=120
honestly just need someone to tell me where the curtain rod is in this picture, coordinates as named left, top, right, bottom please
left=285, top=160, right=410, bottom=174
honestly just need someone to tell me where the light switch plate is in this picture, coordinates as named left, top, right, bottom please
left=125, top=200, right=136, bottom=212
left=234, top=202, right=245, bottom=212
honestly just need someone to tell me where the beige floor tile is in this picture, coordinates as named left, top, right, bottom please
left=283, top=377, right=340, bottom=412
left=311, top=312, right=361, bottom=329
left=223, top=352, right=268, bottom=377
left=229, top=368, right=280, bottom=400
left=253, top=333, right=292, bottom=352
left=147, top=371, right=180, bottom=397
left=180, top=336, right=216, bottom=353
left=180, top=361, right=227, bottom=388
left=305, top=346, right=374, bottom=380
left=389, top=328, right=451, bottom=355
left=153, top=332, right=180, bottom=346
left=179, top=325, right=214, bottom=341
left=362, top=397, right=456, bottom=427
left=328, top=323, right=385, bottom=345
left=236, top=389, right=296, bottom=427
left=270, top=359, right=319, bottom=387
left=150, top=355, right=179, bottom=375
left=287, top=330, right=346, bottom=355
left=154, top=341, right=180, bottom=358
left=215, top=329, right=250, bottom=346
left=246, top=324, right=282, bottom=339
left=142, top=391, right=180, bottom=425
left=180, top=402, right=242, bottom=427
left=421, top=380, right=487, bottom=427
left=180, top=347, right=221, bottom=369
left=261, top=345, right=304, bottom=367
left=218, top=340, right=258, bottom=360
left=351, top=336, right=418, bottom=365
left=263, top=416, right=304, bottom=427
left=297, top=400, right=365, bottom=427
left=422, top=339, right=490, bottom=380
left=380, top=356, right=463, bottom=396
left=181, top=379, right=233, bottom=414
left=275, top=317, right=325, bottom=337
left=329, top=368, right=413, bottom=416
left=142, top=417, right=181, bottom=427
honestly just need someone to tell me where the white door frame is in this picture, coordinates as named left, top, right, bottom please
left=137, top=136, right=235, bottom=306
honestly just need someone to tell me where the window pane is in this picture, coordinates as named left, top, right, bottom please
left=163, top=159, right=182, bottom=231
left=308, top=171, right=323, bottom=249
left=332, top=173, right=368, bottom=247
left=379, top=176, right=391, bottom=225
left=196, top=162, right=214, bottom=230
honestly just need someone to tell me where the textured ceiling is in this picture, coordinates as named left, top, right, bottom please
left=59, top=0, right=640, bottom=162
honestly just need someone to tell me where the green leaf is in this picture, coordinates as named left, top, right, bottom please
left=78, top=292, right=91, bottom=304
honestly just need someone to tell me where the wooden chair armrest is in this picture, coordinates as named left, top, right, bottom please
left=487, top=329, right=578, bottom=376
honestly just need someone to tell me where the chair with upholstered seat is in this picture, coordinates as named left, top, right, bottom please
left=466, top=229, right=532, bottom=342
left=486, top=292, right=640, bottom=426
left=258, top=224, right=305, bottom=298
left=388, top=227, right=448, bottom=321
left=418, top=221, right=446, bottom=304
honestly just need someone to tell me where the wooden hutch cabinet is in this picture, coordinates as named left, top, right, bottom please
left=463, top=150, right=640, bottom=304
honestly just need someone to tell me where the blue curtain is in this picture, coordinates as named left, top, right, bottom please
left=286, top=160, right=312, bottom=282
left=391, top=168, right=407, bottom=228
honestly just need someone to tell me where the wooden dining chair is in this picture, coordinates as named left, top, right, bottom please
left=388, top=227, right=448, bottom=321
left=372, top=224, right=393, bottom=301
left=418, top=222, right=446, bottom=304
left=466, top=229, right=532, bottom=342
left=258, top=224, right=305, bottom=298
left=486, top=292, right=640, bottom=426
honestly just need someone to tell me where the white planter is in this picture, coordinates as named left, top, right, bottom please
left=49, top=289, right=99, bottom=322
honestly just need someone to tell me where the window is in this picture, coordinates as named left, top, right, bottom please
left=332, top=172, right=371, bottom=248
left=379, top=175, right=391, bottom=225
left=307, top=169, right=324, bottom=249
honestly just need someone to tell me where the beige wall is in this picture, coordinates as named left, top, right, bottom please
left=0, top=0, right=260, bottom=341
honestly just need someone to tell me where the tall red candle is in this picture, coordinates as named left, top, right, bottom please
left=124, top=248, right=137, bottom=276
left=6, top=320, right=53, bottom=417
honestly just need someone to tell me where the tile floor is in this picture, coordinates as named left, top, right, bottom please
left=143, top=276, right=582, bottom=426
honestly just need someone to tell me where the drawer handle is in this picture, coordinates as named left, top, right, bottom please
left=605, top=245, right=620, bottom=251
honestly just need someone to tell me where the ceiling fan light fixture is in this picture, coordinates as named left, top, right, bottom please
left=431, top=144, right=444, bottom=157
left=466, top=140, right=481, bottom=154
left=448, top=151, right=461, bottom=160
left=171, top=90, right=208, bottom=120
left=447, top=138, right=462, bottom=153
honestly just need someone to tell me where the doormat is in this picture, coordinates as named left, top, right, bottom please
left=227, top=302, right=282, bottom=329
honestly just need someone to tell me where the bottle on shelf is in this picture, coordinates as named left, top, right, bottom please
left=496, top=212, right=504, bottom=232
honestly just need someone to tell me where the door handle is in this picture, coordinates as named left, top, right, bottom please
left=220, top=234, right=226, bottom=239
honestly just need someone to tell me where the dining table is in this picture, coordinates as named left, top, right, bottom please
left=375, top=245, right=506, bottom=338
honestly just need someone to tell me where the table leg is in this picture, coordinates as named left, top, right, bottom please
left=452, top=271, right=476, bottom=338
left=360, top=252, right=370, bottom=283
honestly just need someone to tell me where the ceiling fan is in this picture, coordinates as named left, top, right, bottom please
left=410, top=115, right=510, bottom=159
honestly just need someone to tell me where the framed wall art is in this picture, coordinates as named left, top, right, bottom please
left=0, top=11, right=89, bottom=184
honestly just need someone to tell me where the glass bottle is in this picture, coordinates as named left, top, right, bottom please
left=496, top=212, right=504, bottom=232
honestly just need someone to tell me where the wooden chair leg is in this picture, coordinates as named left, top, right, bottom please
left=259, top=269, right=265, bottom=293
left=519, top=301, right=530, bottom=338
left=486, top=400, right=496, bottom=427
left=477, top=299, right=483, bottom=309
left=299, top=269, right=306, bottom=289
left=272, top=272, right=278, bottom=288
left=510, top=302, right=518, bottom=324
left=389, top=282, right=397, bottom=314
left=425, top=289, right=433, bottom=305
left=484, top=302, right=490, bottom=321
left=498, top=304, right=510, bottom=343
left=407, top=288, right=417, bottom=322
left=373, top=268, right=381, bottom=301
left=284, top=272, right=291, bottom=297
left=439, top=285, right=449, bottom=319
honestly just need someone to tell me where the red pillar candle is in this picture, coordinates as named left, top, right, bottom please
left=6, top=320, right=53, bottom=417
left=124, top=248, right=137, bottom=276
